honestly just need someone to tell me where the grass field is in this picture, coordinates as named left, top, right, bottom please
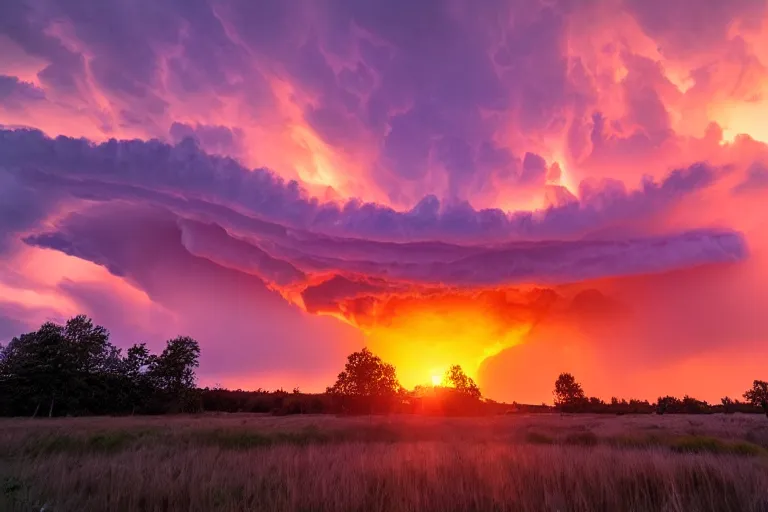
left=1, top=413, right=768, bottom=511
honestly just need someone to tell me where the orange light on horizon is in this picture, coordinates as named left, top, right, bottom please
left=363, top=303, right=532, bottom=390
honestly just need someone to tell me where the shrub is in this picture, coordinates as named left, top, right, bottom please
left=525, top=432, right=555, bottom=445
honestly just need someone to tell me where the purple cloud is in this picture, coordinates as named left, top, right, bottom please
left=17, top=202, right=365, bottom=378
left=0, top=312, right=30, bottom=342
left=0, top=127, right=742, bottom=301
left=626, top=0, right=767, bottom=58
left=0, top=75, right=45, bottom=106
left=0, top=0, right=583, bottom=205
left=733, top=162, right=768, bottom=194
left=0, top=129, right=730, bottom=246
left=1, top=0, right=764, bottom=210
left=168, top=122, right=246, bottom=157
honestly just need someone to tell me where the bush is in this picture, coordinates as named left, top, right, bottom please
left=525, top=432, right=555, bottom=445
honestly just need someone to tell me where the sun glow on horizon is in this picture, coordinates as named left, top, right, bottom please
left=363, top=300, right=533, bottom=390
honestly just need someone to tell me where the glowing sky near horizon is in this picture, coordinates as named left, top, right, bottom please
left=1, top=0, right=767, bottom=403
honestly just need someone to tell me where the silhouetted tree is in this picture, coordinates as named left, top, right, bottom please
left=553, top=373, right=585, bottom=410
left=64, top=315, right=116, bottom=374
left=151, top=336, right=201, bottom=412
left=61, top=315, right=125, bottom=415
left=0, top=315, right=201, bottom=417
left=0, top=321, right=81, bottom=416
left=327, top=348, right=402, bottom=413
left=123, top=343, right=154, bottom=378
left=443, top=365, right=481, bottom=399
left=681, top=395, right=710, bottom=414
left=627, top=399, right=653, bottom=414
left=153, top=336, right=200, bottom=394
left=744, top=380, right=768, bottom=417
left=656, top=396, right=685, bottom=415
left=328, top=348, right=401, bottom=397
left=721, top=396, right=735, bottom=414
left=122, top=343, right=156, bottom=414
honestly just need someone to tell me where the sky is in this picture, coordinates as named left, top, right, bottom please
left=0, top=0, right=767, bottom=404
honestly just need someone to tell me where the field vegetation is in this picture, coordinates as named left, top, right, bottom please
left=2, top=413, right=768, bottom=511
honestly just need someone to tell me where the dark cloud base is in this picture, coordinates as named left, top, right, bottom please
left=0, top=128, right=746, bottom=333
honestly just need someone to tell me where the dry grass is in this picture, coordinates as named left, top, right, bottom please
left=1, top=413, right=768, bottom=511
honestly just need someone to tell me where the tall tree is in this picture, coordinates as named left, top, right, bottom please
left=744, top=380, right=768, bottom=417
left=121, top=343, right=157, bottom=414
left=153, top=336, right=200, bottom=395
left=0, top=333, right=41, bottom=415
left=64, top=315, right=111, bottom=373
left=0, top=322, right=75, bottom=416
left=443, top=365, right=481, bottom=399
left=327, top=347, right=401, bottom=397
left=553, top=373, right=585, bottom=409
left=63, top=315, right=125, bottom=414
left=124, top=343, right=155, bottom=379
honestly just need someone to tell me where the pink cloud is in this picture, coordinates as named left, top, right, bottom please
left=1, top=0, right=767, bottom=398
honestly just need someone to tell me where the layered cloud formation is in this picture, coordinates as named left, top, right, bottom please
left=1, top=0, right=767, bottom=401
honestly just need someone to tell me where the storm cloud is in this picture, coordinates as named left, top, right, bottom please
left=1, top=0, right=767, bottom=399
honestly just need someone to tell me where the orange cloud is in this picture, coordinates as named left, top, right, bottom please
left=1, top=0, right=768, bottom=401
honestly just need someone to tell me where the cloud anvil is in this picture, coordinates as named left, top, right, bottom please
left=0, top=0, right=766, bottom=402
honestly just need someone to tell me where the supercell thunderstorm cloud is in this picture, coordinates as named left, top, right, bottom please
left=0, top=0, right=767, bottom=403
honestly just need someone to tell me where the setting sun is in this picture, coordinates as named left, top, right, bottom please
left=364, top=296, right=533, bottom=389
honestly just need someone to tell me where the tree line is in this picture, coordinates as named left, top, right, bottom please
left=0, top=315, right=201, bottom=416
left=1, top=315, right=766, bottom=417
left=553, top=372, right=768, bottom=417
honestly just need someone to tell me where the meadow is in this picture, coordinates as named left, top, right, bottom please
left=1, top=413, right=767, bottom=511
